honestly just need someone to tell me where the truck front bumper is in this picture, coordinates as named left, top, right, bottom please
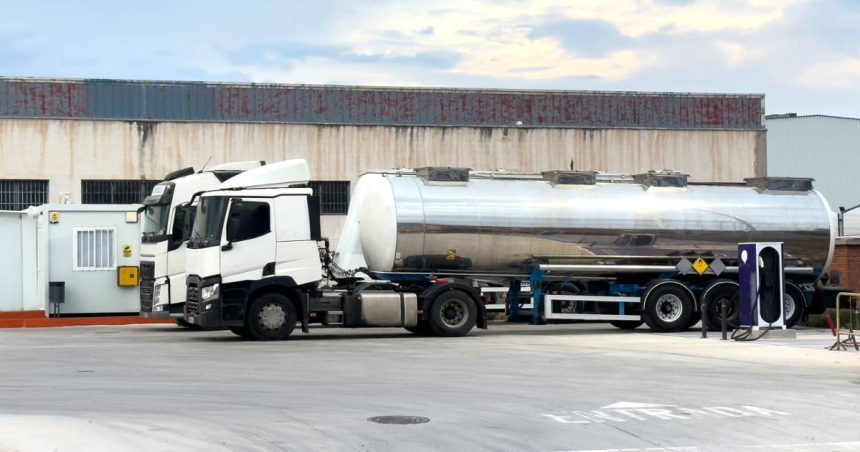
left=141, top=310, right=171, bottom=319
left=185, top=275, right=234, bottom=330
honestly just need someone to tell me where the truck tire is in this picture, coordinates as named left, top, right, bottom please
left=686, top=312, right=702, bottom=329
left=643, top=283, right=694, bottom=333
left=428, top=290, right=477, bottom=337
left=247, top=293, right=297, bottom=341
left=229, top=326, right=252, bottom=339
left=784, top=283, right=805, bottom=328
left=610, top=320, right=643, bottom=330
left=701, top=280, right=739, bottom=331
left=404, top=321, right=433, bottom=336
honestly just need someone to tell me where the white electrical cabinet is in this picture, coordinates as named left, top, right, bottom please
left=0, top=204, right=142, bottom=316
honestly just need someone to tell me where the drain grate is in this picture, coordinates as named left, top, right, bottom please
left=367, top=416, right=430, bottom=425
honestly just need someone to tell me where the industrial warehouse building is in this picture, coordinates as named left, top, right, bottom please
left=767, top=114, right=860, bottom=217
left=0, top=78, right=767, bottom=244
left=767, top=114, right=860, bottom=291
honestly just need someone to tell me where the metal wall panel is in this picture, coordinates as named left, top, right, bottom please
left=767, top=115, right=860, bottom=210
left=0, top=213, right=24, bottom=311
left=0, top=78, right=764, bottom=130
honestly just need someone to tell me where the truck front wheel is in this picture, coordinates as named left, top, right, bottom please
left=229, top=326, right=252, bottom=339
left=610, top=320, right=643, bottom=330
left=643, top=283, right=694, bottom=333
left=428, top=290, right=477, bottom=337
left=247, top=293, right=297, bottom=341
left=404, top=321, right=433, bottom=336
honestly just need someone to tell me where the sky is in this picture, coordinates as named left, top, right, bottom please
left=1, top=0, right=858, bottom=117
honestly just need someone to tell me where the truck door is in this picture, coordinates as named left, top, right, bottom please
left=220, top=198, right=276, bottom=284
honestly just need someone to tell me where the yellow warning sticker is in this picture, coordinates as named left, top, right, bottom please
left=446, top=249, right=457, bottom=261
left=122, top=244, right=133, bottom=258
left=692, top=257, right=709, bottom=275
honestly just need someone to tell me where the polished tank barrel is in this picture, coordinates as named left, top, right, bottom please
left=356, top=171, right=835, bottom=277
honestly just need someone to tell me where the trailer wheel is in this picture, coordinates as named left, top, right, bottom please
left=784, top=283, right=805, bottom=328
left=247, top=293, right=297, bottom=341
left=686, top=311, right=702, bottom=329
left=701, top=280, right=739, bottom=331
left=643, top=283, right=694, bottom=332
left=428, top=290, right=477, bottom=337
left=610, top=320, right=643, bottom=330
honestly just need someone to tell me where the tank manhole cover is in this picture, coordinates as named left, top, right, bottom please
left=367, top=416, right=430, bottom=425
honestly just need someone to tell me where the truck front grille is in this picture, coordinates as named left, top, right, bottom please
left=186, top=284, right=200, bottom=315
left=140, top=261, right=155, bottom=280
left=139, top=280, right=154, bottom=312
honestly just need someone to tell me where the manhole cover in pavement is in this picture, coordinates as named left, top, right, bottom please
left=367, top=416, right=430, bottom=425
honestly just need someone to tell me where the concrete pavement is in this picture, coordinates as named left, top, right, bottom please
left=0, top=323, right=858, bottom=451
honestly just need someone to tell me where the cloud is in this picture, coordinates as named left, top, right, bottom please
left=798, top=57, right=860, bottom=88
left=0, top=0, right=858, bottom=116
left=715, top=41, right=765, bottom=68
left=528, top=19, right=633, bottom=57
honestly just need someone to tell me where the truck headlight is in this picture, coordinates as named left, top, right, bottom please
left=201, top=283, right=220, bottom=301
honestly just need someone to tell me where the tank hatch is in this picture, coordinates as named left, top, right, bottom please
left=745, top=177, right=814, bottom=191
left=416, top=167, right=470, bottom=182
left=542, top=171, right=597, bottom=185
left=633, top=171, right=688, bottom=188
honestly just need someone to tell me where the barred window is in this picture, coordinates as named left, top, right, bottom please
left=308, top=181, right=350, bottom=215
left=73, top=228, right=116, bottom=271
left=0, top=179, right=49, bottom=210
left=82, top=180, right=160, bottom=204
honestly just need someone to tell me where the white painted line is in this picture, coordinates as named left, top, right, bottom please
left=543, top=404, right=789, bottom=425
left=554, top=441, right=860, bottom=452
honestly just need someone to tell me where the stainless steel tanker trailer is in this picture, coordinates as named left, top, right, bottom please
left=338, top=167, right=834, bottom=332
left=183, top=160, right=835, bottom=340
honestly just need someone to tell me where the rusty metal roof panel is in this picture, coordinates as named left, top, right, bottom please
left=0, top=78, right=765, bottom=130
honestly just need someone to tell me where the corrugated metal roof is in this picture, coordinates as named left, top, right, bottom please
left=0, top=77, right=765, bottom=130
left=767, top=115, right=860, bottom=211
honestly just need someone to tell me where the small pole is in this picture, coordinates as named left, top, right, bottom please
left=701, top=301, right=708, bottom=339
left=838, top=207, right=845, bottom=237
left=720, top=300, right=729, bottom=341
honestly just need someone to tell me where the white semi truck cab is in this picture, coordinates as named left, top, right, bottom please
left=183, top=159, right=489, bottom=339
left=139, top=161, right=263, bottom=320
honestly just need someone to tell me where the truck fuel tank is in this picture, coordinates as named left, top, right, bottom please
left=342, top=292, right=418, bottom=328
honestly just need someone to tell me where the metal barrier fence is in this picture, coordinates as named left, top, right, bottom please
left=830, top=292, right=859, bottom=351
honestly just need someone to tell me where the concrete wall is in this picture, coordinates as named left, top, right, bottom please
left=0, top=118, right=764, bottom=245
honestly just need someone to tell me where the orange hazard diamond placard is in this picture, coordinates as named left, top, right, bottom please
left=692, top=258, right=709, bottom=275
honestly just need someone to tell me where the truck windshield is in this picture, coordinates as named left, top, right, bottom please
left=142, top=204, right=170, bottom=242
left=189, top=197, right=228, bottom=248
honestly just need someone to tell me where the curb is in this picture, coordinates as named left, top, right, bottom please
left=0, top=312, right=173, bottom=328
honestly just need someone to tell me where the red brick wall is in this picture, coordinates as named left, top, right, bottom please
left=828, top=242, right=860, bottom=291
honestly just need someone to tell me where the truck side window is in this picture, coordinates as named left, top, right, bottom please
left=231, top=201, right=271, bottom=242
left=172, top=206, right=187, bottom=242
